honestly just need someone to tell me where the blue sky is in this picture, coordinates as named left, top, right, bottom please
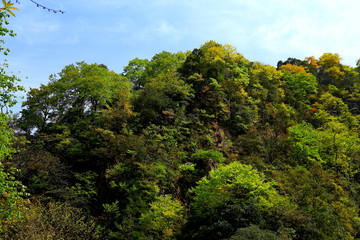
left=4, top=0, right=360, bottom=111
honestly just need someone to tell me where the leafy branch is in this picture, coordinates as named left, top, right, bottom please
left=1, top=0, right=65, bottom=15
left=0, top=0, right=19, bottom=17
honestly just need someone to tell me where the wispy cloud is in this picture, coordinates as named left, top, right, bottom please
left=27, top=21, right=59, bottom=33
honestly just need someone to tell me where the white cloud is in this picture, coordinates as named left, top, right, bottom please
left=155, top=20, right=178, bottom=36
left=62, top=34, right=80, bottom=44
left=27, top=21, right=60, bottom=33
left=193, top=0, right=360, bottom=65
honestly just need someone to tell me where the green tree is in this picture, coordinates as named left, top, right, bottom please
left=123, top=57, right=149, bottom=89
left=102, top=123, right=192, bottom=239
left=189, top=149, right=226, bottom=179
left=18, top=62, right=133, bottom=170
left=249, top=63, right=283, bottom=103
left=180, top=41, right=255, bottom=133
left=287, top=122, right=322, bottom=165
left=282, top=71, right=317, bottom=107
left=186, top=161, right=294, bottom=239
left=0, top=62, right=24, bottom=113
left=19, top=62, right=131, bottom=133
left=191, top=161, right=291, bottom=217
left=227, top=225, right=280, bottom=240
left=0, top=10, right=24, bottom=114
left=124, top=51, right=187, bottom=90
left=274, top=165, right=360, bottom=240
left=9, top=146, right=70, bottom=197
left=0, top=119, right=28, bottom=231
left=138, top=195, right=185, bottom=240
left=318, top=120, right=360, bottom=174
left=4, top=201, right=100, bottom=240
left=318, top=53, right=345, bottom=86
left=133, top=70, right=194, bottom=126
left=0, top=8, right=27, bottom=233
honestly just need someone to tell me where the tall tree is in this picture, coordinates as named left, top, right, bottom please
left=0, top=8, right=27, bottom=233
left=19, top=62, right=131, bottom=134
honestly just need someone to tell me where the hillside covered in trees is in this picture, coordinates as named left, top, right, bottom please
left=3, top=14, right=360, bottom=239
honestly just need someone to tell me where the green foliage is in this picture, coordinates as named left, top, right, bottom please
left=190, top=149, right=226, bottom=177
left=3, top=201, right=100, bottom=240
left=123, top=57, right=149, bottom=89
left=123, top=51, right=187, bottom=90
left=0, top=12, right=28, bottom=233
left=0, top=114, right=28, bottom=232
left=318, top=120, right=360, bottom=172
left=288, top=122, right=322, bottom=164
left=0, top=11, right=23, bottom=114
left=178, top=162, right=195, bottom=172
left=186, top=161, right=294, bottom=240
left=0, top=114, right=14, bottom=158
left=191, top=149, right=225, bottom=164
left=0, top=0, right=19, bottom=17
left=9, top=40, right=360, bottom=239
left=180, top=41, right=252, bottom=125
left=282, top=71, right=318, bottom=105
left=68, top=171, right=98, bottom=206
left=319, top=92, right=350, bottom=118
left=274, top=165, right=360, bottom=239
left=227, top=225, right=280, bottom=240
left=191, top=161, right=292, bottom=217
left=249, top=63, right=283, bottom=103
left=0, top=11, right=16, bottom=55
left=9, top=144, right=71, bottom=199
left=0, top=62, right=24, bottom=113
left=133, top=70, right=194, bottom=126
left=19, top=62, right=131, bottom=133
left=0, top=161, right=28, bottom=231
left=139, top=195, right=186, bottom=239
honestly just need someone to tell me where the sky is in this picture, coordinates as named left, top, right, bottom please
left=3, top=0, right=360, bottom=111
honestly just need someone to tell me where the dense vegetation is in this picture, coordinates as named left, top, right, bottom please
left=3, top=10, right=360, bottom=240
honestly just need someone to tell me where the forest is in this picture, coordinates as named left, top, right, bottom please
left=2, top=8, right=360, bottom=240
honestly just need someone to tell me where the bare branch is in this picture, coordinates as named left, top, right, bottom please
left=15, top=0, right=65, bottom=13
